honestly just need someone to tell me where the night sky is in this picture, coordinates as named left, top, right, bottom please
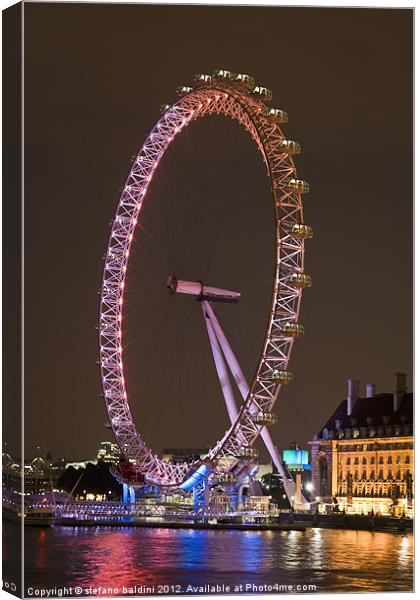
left=15, top=4, right=412, bottom=461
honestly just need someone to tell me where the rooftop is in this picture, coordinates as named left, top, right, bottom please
left=315, top=392, right=413, bottom=440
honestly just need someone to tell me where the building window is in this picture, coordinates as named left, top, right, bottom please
left=396, top=456, right=401, bottom=464
left=370, top=471, right=375, bottom=481
left=362, top=470, right=367, bottom=480
left=387, top=470, right=393, bottom=480
left=405, top=456, right=410, bottom=464
left=354, top=471, right=359, bottom=481
left=378, top=470, right=384, bottom=480
left=318, top=456, right=328, bottom=496
left=379, top=456, right=384, bottom=464
left=346, top=457, right=351, bottom=465
left=370, top=456, right=375, bottom=464
left=354, top=457, right=359, bottom=465
left=387, top=456, right=392, bottom=464
left=396, top=470, right=401, bottom=480
left=362, top=457, right=367, bottom=465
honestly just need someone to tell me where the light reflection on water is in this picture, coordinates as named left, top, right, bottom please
left=15, top=524, right=413, bottom=594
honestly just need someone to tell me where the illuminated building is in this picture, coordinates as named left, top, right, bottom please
left=210, top=491, right=231, bottom=513
left=309, top=374, right=413, bottom=516
left=162, top=448, right=208, bottom=464
left=96, top=441, right=121, bottom=464
left=246, top=495, right=271, bottom=513
left=65, top=459, right=96, bottom=469
left=2, top=454, right=56, bottom=495
left=63, top=442, right=121, bottom=471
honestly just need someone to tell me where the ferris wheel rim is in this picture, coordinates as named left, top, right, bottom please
left=99, top=76, right=309, bottom=488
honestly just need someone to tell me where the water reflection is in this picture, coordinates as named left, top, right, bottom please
left=15, top=524, right=413, bottom=594
left=398, top=535, right=411, bottom=568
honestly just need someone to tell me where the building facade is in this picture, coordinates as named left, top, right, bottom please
left=2, top=454, right=60, bottom=495
left=309, top=374, right=413, bottom=517
left=96, top=440, right=121, bottom=463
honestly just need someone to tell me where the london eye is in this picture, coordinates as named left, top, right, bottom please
left=98, top=69, right=313, bottom=503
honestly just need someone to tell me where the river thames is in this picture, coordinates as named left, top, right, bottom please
left=4, top=523, right=414, bottom=595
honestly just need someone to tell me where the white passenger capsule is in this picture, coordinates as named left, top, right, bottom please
left=176, top=85, right=194, bottom=96
left=212, top=69, right=232, bottom=80
left=279, top=140, right=301, bottom=155
left=194, top=73, right=212, bottom=84
left=290, top=224, right=314, bottom=239
left=159, top=104, right=171, bottom=113
left=232, top=73, right=255, bottom=89
left=287, top=178, right=310, bottom=193
left=252, top=86, right=273, bottom=101
left=267, top=108, right=288, bottom=123
left=250, top=412, right=278, bottom=426
left=266, top=370, right=293, bottom=384
left=237, top=447, right=259, bottom=459
left=289, top=273, right=312, bottom=288
left=280, top=323, right=305, bottom=337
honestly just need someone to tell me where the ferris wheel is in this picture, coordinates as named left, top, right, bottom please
left=99, top=69, right=313, bottom=494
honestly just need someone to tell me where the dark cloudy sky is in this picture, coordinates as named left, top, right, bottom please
left=12, top=3, right=413, bottom=460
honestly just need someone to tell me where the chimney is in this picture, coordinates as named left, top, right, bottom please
left=347, top=379, right=359, bottom=416
left=393, top=372, right=407, bottom=412
left=366, top=384, right=376, bottom=398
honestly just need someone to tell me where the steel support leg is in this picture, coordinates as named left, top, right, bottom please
left=202, top=303, right=239, bottom=426
left=202, top=300, right=302, bottom=507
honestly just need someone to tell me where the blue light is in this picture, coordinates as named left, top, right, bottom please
left=283, top=449, right=309, bottom=466
left=179, top=465, right=212, bottom=492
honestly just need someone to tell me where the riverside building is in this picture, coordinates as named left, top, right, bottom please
left=309, top=374, right=413, bottom=517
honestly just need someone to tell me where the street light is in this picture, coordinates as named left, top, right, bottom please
left=305, top=482, right=314, bottom=492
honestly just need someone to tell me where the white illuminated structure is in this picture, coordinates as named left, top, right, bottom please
left=99, top=70, right=312, bottom=491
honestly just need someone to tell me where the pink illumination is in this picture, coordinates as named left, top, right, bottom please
left=98, top=76, right=307, bottom=488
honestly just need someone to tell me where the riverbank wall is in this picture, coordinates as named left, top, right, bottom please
left=52, top=512, right=413, bottom=533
